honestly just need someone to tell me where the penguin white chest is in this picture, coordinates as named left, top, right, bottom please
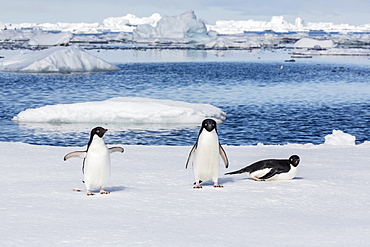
left=193, top=130, right=220, bottom=181
left=273, top=165, right=298, bottom=180
left=84, top=136, right=110, bottom=188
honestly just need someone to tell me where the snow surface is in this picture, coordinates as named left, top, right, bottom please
left=1, top=130, right=370, bottom=246
left=0, top=46, right=119, bottom=73
left=12, top=97, right=227, bottom=125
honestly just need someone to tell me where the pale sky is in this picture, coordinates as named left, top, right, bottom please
left=1, top=0, right=370, bottom=25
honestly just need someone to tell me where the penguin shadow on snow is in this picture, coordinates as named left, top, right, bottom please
left=193, top=177, right=236, bottom=187
left=224, top=176, right=304, bottom=182
left=72, top=186, right=126, bottom=195
left=218, top=176, right=238, bottom=185
left=92, top=186, right=126, bottom=193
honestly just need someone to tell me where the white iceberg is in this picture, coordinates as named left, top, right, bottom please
left=292, top=48, right=370, bottom=56
left=207, top=15, right=370, bottom=34
left=0, top=46, right=119, bottom=73
left=293, top=38, right=334, bottom=49
left=133, top=11, right=209, bottom=41
left=208, top=16, right=298, bottom=34
left=324, top=130, right=356, bottom=145
left=27, top=32, right=73, bottom=46
left=103, top=13, right=162, bottom=32
left=12, top=97, right=226, bottom=125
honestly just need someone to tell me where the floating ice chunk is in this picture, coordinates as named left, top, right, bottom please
left=12, top=97, right=226, bottom=125
left=27, top=32, right=73, bottom=46
left=0, top=46, right=119, bottom=73
left=324, top=130, right=356, bottom=145
left=292, top=48, right=370, bottom=56
left=294, top=38, right=334, bottom=49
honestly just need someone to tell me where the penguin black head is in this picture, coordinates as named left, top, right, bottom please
left=289, top=155, right=300, bottom=167
left=91, top=126, right=108, bottom=138
left=201, top=119, right=217, bottom=132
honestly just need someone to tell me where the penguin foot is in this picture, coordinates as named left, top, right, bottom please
left=213, top=184, right=224, bottom=188
left=99, top=190, right=110, bottom=194
left=193, top=185, right=203, bottom=189
left=87, top=192, right=95, bottom=196
left=252, top=177, right=265, bottom=181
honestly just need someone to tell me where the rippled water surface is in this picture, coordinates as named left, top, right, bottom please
left=1, top=50, right=370, bottom=146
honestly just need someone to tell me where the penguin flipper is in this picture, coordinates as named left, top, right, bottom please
left=64, top=151, right=86, bottom=161
left=109, top=147, right=124, bottom=154
left=258, top=168, right=282, bottom=180
left=219, top=144, right=229, bottom=168
left=185, top=144, right=197, bottom=169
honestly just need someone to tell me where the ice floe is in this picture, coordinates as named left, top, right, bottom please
left=12, top=97, right=226, bottom=125
left=324, top=130, right=356, bottom=146
left=0, top=46, right=119, bottom=73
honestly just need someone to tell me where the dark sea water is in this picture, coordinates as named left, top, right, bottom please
left=1, top=50, right=370, bottom=146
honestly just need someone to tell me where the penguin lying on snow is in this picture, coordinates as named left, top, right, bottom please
left=225, top=155, right=300, bottom=181
left=64, top=127, right=124, bottom=196
left=186, top=119, right=229, bottom=188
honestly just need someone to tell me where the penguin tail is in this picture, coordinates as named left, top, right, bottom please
left=225, top=167, right=249, bottom=175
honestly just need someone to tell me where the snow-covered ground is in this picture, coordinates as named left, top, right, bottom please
left=1, top=10, right=370, bottom=245
left=1, top=129, right=370, bottom=246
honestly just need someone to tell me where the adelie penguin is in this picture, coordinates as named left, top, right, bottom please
left=64, top=127, right=124, bottom=196
left=225, top=155, right=300, bottom=181
left=185, top=119, right=229, bottom=188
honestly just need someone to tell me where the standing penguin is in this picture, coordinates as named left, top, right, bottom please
left=185, top=119, right=229, bottom=188
left=225, top=155, right=300, bottom=181
left=64, top=127, right=124, bottom=196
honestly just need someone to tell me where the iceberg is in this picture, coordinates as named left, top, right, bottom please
left=208, top=16, right=298, bottom=34
left=103, top=13, right=162, bottom=32
left=27, top=32, right=73, bottom=46
left=133, top=11, right=209, bottom=41
left=324, top=130, right=356, bottom=145
left=2, top=12, right=370, bottom=52
left=12, top=97, right=227, bottom=125
left=293, top=38, right=334, bottom=49
left=0, top=46, right=119, bottom=73
left=207, top=15, right=370, bottom=34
